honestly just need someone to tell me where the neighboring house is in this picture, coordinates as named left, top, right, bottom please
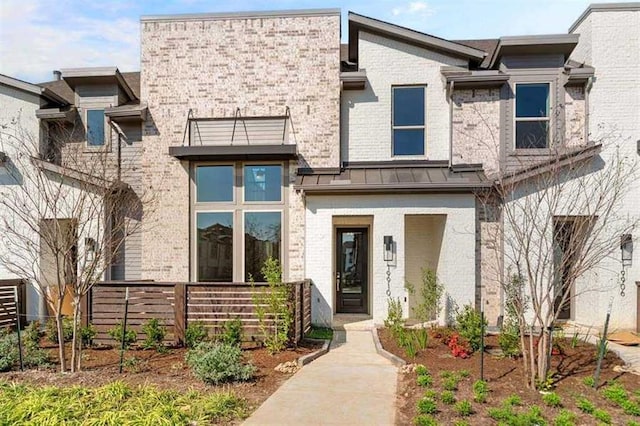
left=1, top=3, right=638, bottom=332
left=569, top=3, right=640, bottom=331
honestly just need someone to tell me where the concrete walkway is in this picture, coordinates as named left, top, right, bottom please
left=243, top=329, right=398, bottom=425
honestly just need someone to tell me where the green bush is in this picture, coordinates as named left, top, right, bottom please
left=186, top=342, right=255, bottom=385
left=472, top=380, right=489, bottom=403
left=220, top=318, right=243, bottom=346
left=141, top=319, right=166, bottom=351
left=185, top=321, right=208, bottom=348
left=441, top=390, right=456, bottom=405
left=454, top=400, right=473, bottom=417
left=108, top=321, right=137, bottom=348
left=554, top=409, right=577, bottom=426
left=416, top=397, right=437, bottom=415
left=80, top=323, right=97, bottom=348
left=46, top=317, right=73, bottom=343
left=455, top=305, right=486, bottom=352
left=542, top=392, right=562, bottom=408
left=414, top=414, right=437, bottom=426
left=416, top=374, right=433, bottom=388
left=593, top=408, right=612, bottom=424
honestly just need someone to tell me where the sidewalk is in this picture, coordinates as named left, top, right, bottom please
left=243, top=329, right=398, bottom=426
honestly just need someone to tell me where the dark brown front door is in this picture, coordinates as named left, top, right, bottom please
left=336, top=228, right=368, bottom=314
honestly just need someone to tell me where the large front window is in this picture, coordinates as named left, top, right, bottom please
left=392, top=86, right=426, bottom=156
left=515, top=83, right=550, bottom=149
left=193, top=163, right=284, bottom=282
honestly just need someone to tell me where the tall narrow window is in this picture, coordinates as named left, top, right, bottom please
left=392, top=86, right=425, bottom=156
left=197, top=212, right=233, bottom=282
left=244, top=212, right=281, bottom=281
left=515, top=83, right=550, bottom=149
left=87, top=109, right=106, bottom=146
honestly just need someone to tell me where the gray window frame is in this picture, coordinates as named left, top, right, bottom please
left=391, top=85, right=427, bottom=157
left=191, top=161, right=288, bottom=282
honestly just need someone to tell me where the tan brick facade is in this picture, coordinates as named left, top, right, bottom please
left=139, top=12, right=341, bottom=281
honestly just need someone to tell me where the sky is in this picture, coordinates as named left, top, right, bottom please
left=0, top=0, right=618, bottom=83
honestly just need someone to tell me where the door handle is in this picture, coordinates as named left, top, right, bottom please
left=336, top=272, right=340, bottom=292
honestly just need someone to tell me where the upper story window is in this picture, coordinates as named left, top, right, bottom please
left=515, top=83, right=550, bottom=149
left=86, top=109, right=106, bottom=146
left=392, top=86, right=425, bottom=156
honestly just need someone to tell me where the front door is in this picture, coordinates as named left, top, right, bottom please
left=336, top=228, right=368, bottom=313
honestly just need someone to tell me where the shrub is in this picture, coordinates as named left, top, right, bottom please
left=185, top=321, right=208, bottom=348
left=503, top=394, right=522, bottom=406
left=405, top=267, right=443, bottom=323
left=220, top=318, right=243, bottom=347
left=414, top=414, right=437, bottom=426
left=441, top=390, right=456, bottom=405
left=542, top=392, right=562, bottom=408
left=472, top=380, right=489, bottom=403
left=80, top=323, right=97, bottom=348
left=108, top=321, right=137, bottom=348
left=252, top=258, right=293, bottom=354
left=416, top=397, right=437, bottom=415
left=186, top=342, right=255, bottom=385
left=46, top=317, right=74, bottom=343
left=593, top=408, right=612, bottom=424
left=575, top=396, right=595, bottom=414
left=141, top=319, right=166, bottom=351
left=455, top=305, right=486, bottom=352
left=554, top=409, right=577, bottom=426
left=416, top=374, right=433, bottom=388
left=454, top=400, right=473, bottom=417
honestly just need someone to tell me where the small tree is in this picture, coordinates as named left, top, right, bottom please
left=0, top=117, right=153, bottom=372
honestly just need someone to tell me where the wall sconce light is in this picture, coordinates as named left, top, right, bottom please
left=383, top=235, right=394, bottom=262
left=621, top=233, right=633, bottom=267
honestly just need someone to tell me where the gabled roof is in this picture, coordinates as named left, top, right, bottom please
left=347, top=12, right=487, bottom=64
left=38, top=71, right=140, bottom=106
left=0, top=73, right=68, bottom=105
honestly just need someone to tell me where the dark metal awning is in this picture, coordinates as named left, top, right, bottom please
left=169, top=144, right=297, bottom=161
left=295, top=161, right=491, bottom=194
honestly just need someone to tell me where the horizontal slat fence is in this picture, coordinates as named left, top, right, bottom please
left=0, top=281, right=26, bottom=329
left=89, top=280, right=311, bottom=346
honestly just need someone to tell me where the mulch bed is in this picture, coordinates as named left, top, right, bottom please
left=1, top=339, right=322, bottom=415
left=378, top=328, right=640, bottom=425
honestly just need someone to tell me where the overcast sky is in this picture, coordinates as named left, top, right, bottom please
left=0, top=0, right=615, bottom=83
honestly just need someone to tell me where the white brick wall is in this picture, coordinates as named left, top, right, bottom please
left=341, top=31, right=467, bottom=163
left=571, top=8, right=640, bottom=330
left=305, top=193, right=476, bottom=326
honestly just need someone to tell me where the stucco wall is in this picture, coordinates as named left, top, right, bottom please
left=570, top=8, right=640, bottom=330
left=341, top=31, right=466, bottom=163
left=140, top=12, right=341, bottom=281
left=305, top=193, right=477, bottom=326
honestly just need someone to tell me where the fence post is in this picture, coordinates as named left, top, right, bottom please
left=174, top=283, right=186, bottom=346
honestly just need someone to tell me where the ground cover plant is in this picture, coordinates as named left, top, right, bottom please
left=0, top=380, right=247, bottom=424
left=380, top=328, right=640, bottom=425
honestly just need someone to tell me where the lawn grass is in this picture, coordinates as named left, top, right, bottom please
left=305, top=326, right=334, bottom=340
left=0, top=380, right=247, bottom=425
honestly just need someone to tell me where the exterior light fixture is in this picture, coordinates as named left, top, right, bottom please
left=621, top=233, right=633, bottom=267
left=383, top=235, right=394, bottom=262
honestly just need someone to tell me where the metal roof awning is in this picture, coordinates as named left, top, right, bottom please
left=295, top=161, right=491, bottom=194
left=169, top=144, right=297, bottom=161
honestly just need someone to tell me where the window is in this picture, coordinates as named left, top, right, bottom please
left=193, top=162, right=285, bottom=282
left=244, top=165, right=282, bottom=202
left=196, top=165, right=234, bottom=202
left=392, top=86, right=425, bottom=156
left=515, top=83, right=550, bottom=149
left=244, top=212, right=282, bottom=281
left=86, top=109, right=106, bottom=146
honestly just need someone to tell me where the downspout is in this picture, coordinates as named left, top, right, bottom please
left=448, top=80, right=455, bottom=168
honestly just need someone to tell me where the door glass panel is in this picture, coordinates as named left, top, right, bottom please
left=197, top=212, right=233, bottom=282
left=244, top=212, right=282, bottom=281
left=339, top=231, right=364, bottom=294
